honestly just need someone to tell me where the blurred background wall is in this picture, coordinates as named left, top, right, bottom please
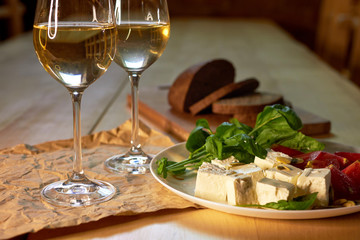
left=0, top=0, right=322, bottom=49
left=1, top=0, right=360, bottom=86
left=0, top=0, right=34, bottom=41
left=167, top=0, right=322, bottom=50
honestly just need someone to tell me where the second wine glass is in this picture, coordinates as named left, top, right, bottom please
left=104, top=0, right=170, bottom=174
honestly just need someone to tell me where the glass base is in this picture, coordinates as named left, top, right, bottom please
left=41, top=177, right=116, bottom=207
left=104, top=148, right=152, bottom=174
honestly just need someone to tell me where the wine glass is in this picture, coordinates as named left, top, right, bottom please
left=104, top=0, right=170, bottom=174
left=33, top=0, right=117, bottom=207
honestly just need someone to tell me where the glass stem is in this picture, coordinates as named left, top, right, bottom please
left=70, top=91, right=84, bottom=179
left=129, top=72, right=141, bottom=153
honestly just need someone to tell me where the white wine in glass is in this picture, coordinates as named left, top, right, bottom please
left=33, top=0, right=117, bottom=207
left=104, top=0, right=170, bottom=174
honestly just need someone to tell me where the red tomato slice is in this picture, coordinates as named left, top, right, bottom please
left=335, top=152, right=360, bottom=163
left=317, top=152, right=348, bottom=169
left=328, top=164, right=360, bottom=200
left=271, top=144, right=303, bottom=157
left=292, top=151, right=322, bottom=169
left=342, top=161, right=360, bottom=191
left=312, top=152, right=343, bottom=169
left=293, top=151, right=342, bottom=170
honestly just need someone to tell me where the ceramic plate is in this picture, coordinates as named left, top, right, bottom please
left=150, top=141, right=360, bottom=219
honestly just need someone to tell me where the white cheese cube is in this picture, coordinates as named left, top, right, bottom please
left=231, top=163, right=265, bottom=184
left=254, top=150, right=292, bottom=170
left=265, top=164, right=302, bottom=185
left=195, top=162, right=258, bottom=205
left=226, top=174, right=256, bottom=205
left=256, top=178, right=295, bottom=205
left=194, top=162, right=231, bottom=203
left=296, top=168, right=331, bottom=207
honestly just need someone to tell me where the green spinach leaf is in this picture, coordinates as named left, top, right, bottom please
left=277, top=131, right=325, bottom=153
left=224, top=133, right=267, bottom=159
left=251, top=104, right=324, bottom=151
left=186, top=119, right=212, bottom=152
left=240, top=192, right=318, bottom=210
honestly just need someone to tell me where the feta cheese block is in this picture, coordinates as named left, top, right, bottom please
left=194, top=162, right=231, bottom=203
left=254, top=150, right=292, bottom=170
left=265, top=164, right=302, bottom=185
left=226, top=174, right=256, bottom=205
left=194, top=162, right=257, bottom=205
left=256, top=178, right=295, bottom=205
left=231, top=163, right=265, bottom=184
left=296, top=168, right=331, bottom=207
left=211, top=156, right=239, bottom=170
left=211, top=160, right=264, bottom=204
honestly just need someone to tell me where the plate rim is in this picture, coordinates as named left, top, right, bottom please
left=150, top=141, right=360, bottom=219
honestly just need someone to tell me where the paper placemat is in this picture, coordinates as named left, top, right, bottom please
left=0, top=120, right=199, bottom=239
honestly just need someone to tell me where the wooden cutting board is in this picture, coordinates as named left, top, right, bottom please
left=128, top=88, right=331, bottom=142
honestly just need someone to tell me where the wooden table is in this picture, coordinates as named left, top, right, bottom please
left=2, top=17, right=360, bottom=240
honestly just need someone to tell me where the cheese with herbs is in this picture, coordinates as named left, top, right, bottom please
left=265, top=164, right=302, bottom=185
left=254, top=150, right=292, bottom=170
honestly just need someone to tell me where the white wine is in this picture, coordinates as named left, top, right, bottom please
left=33, top=22, right=116, bottom=90
left=114, top=22, right=170, bottom=72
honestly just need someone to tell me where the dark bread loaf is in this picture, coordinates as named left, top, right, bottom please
left=168, top=59, right=235, bottom=112
left=213, top=92, right=284, bottom=127
left=189, top=78, right=259, bottom=115
left=212, top=92, right=284, bottom=115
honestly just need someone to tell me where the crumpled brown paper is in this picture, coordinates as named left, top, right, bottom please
left=0, top=120, right=199, bottom=239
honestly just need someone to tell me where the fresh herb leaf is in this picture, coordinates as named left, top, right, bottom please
left=185, top=119, right=212, bottom=152
left=156, top=157, right=170, bottom=178
left=224, top=133, right=267, bottom=159
left=231, top=150, right=255, bottom=164
left=230, top=118, right=253, bottom=133
left=250, top=104, right=324, bottom=152
left=277, top=131, right=325, bottom=153
left=205, top=135, right=224, bottom=159
left=195, top=119, right=213, bottom=132
left=253, top=126, right=297, bottom=149
left=156, top=157, right=186, bottom=178
left=252, top=104, right=303, bottom=133
left=240, top=192, right=318, bottom=210
left=215, top=121, right=251, bottom=141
